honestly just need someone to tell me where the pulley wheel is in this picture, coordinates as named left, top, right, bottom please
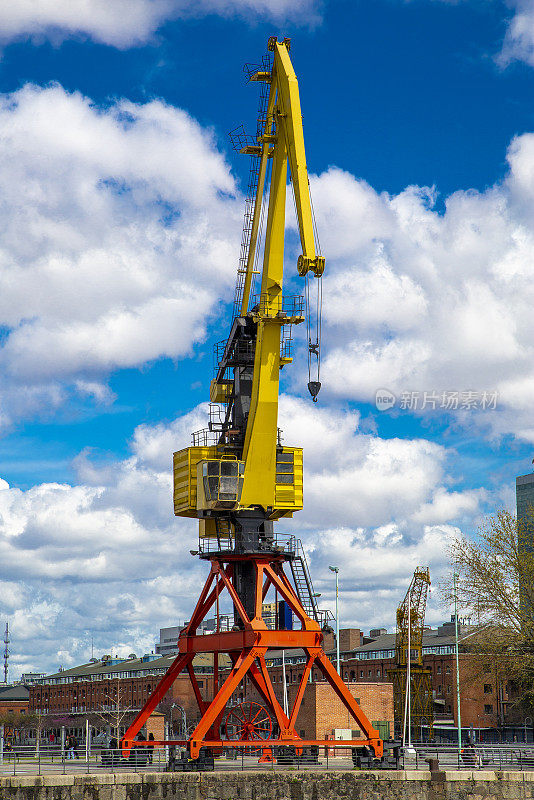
left=224, top=702, right=273, bottom=742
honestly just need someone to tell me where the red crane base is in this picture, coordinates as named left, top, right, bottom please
left=122, top=553, right=383, bottom=760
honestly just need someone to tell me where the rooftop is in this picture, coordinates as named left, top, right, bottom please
left=0, top=684, right=30, bottom=701
left=265, top=623, right=473, bottom=666
left=35, top=652, right=227, bottom=685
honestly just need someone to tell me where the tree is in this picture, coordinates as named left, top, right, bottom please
left=443, top=508, right=534, bottom=715
left=91, top=678, right=135, bottom=741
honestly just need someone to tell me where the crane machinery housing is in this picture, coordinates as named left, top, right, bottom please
left=392, top=567, right=434, bottom=741
left=121, top=36, right=393, bottom=767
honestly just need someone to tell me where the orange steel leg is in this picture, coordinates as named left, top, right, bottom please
left=121, top=651, right=193, bottom=757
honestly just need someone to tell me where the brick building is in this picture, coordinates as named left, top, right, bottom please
left=27, top=616, right=519, bottom=744
left=284, top=682, right=394, bottom=741
left=0, top=684, right=29, bottom=716
left=327, top=621, right=511, bottom=740
left=29, top=652, right=226, bottom=732
left=223, top=637, right=394, bottom=741
left=224, top=621, right=513, bottom=743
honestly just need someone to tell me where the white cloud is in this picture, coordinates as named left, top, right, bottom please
left=0, top=399, right=478, bottom=677
left=280, top=396, right=446, bottom=528
left=0, top=0, right=320, bottom=48
left=415, top=0, right=534, bottom=70
left=500, top=0, right=534, bottom=68
left=302, top=141, right=534, bottom=441
left=0, top=83, right=242, bottom=429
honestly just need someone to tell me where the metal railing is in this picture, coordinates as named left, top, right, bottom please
left=0, top=742, right=395, bottom=775
left=0, top=743, right=168, bottom=776
left=191, top=428, right=220, bottom=447
left=198, top=531, right=296, bottom=557
left=4, top=741, right=534, bottom=774
left=250, top=293, right=304, bottom=319
left=405, top=742, right=534, bottom=771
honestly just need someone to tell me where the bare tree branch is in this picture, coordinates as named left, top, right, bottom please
left=440, top=507, right=534, bottom=714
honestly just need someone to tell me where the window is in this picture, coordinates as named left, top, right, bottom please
left=437, top=666, right=441, bottom=674
left=377, top=669, right=381, bottom=677
left=484, top=704, right=493, bottom=714
left=446, top=705, right=451, bottom=714
left=368, top=670, right=372, bottom=677
left=445, top=667, right=451, bottom=675
left=484, top=684, right=493, bottom=694
left=447, top=685, right=451, bottom=694
left=360, top=670, right=364, bottom=678
left=438, top=685, right=442, bottom=695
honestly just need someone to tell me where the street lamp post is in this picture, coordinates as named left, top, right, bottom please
left=453, top=572, right=462, bottom=753
left=329, top=566, right=340, bottom=675
left=524, top=716, right=532, bottom=744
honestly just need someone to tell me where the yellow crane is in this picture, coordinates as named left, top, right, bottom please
left=392, top=567, right=434, bottom=742
left=122, top=37, right=390, bottom=766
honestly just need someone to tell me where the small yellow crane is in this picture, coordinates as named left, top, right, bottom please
left=392, top=567, right=434, bottom=742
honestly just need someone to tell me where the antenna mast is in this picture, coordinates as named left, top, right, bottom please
left=3, top=622, right=9, bottom=684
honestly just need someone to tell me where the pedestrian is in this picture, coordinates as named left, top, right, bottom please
left=68, top=735, right=79, bottom=760
left=147, top=732, right=154, bottom=764
left=461, top=742, right=479, bottom=768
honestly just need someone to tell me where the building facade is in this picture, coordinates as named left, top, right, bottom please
left=284, top=682, right=394, bottom=742
left=29, top=652, right=223, bottom=732
left=223, top=622, right=512, bottom=742
left=0, top=684, right=29, bottom=716
left=27, top=616, right=520, bottom=743
left=516, top=472, right=534, bottom=534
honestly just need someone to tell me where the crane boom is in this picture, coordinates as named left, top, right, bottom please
left=239, top=40, right=323, bottom=317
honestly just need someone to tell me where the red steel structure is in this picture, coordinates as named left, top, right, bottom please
left=122, top=37, right=384, bottom=763
left=122, top=552, right=383, bottom=759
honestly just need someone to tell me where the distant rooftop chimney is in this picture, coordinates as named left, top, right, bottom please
left=369, top=628, right=387, bottom=638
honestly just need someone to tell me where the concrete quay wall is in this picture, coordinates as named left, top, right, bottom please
left=2, top=771, right=534, bottom=800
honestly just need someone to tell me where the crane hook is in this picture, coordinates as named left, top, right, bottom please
left=308, top=381, right=321, bottom=402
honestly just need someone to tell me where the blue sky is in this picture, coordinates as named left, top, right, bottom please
left=1, top=0, right=534, bottom=678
